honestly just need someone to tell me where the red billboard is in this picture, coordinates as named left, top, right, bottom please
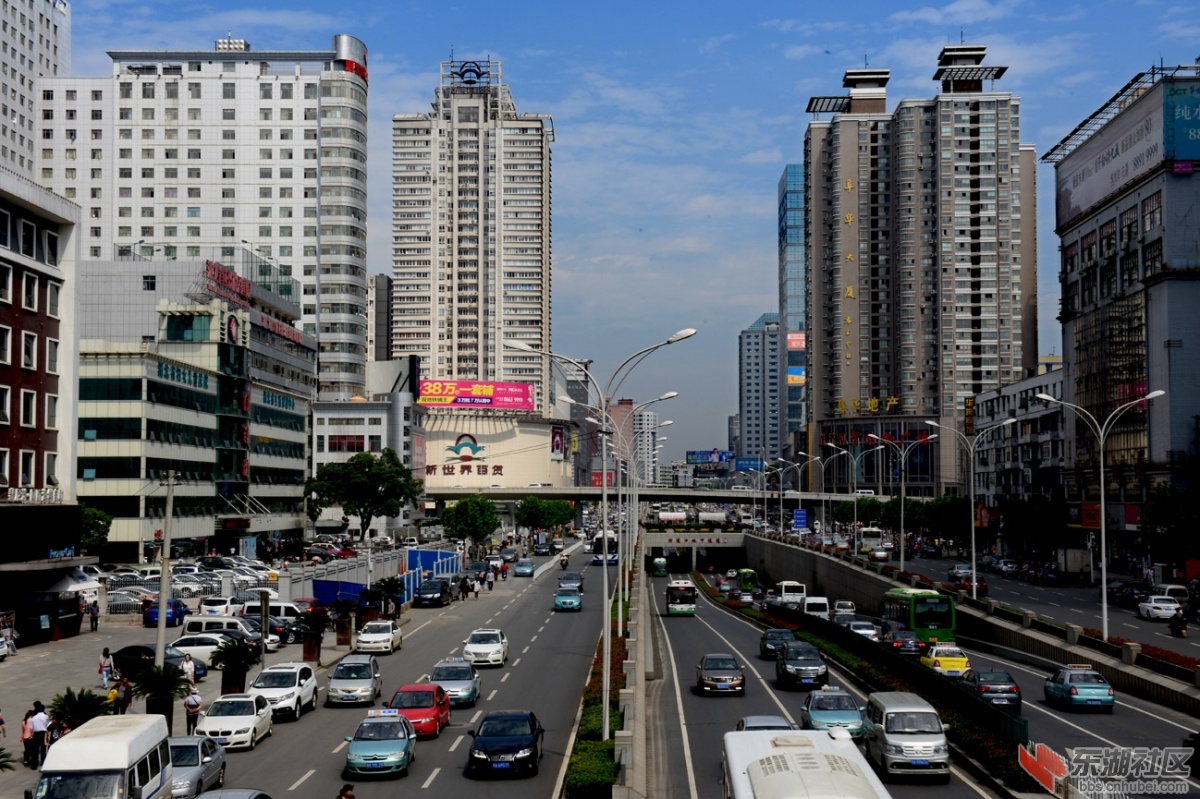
left=590, top=471, right=616, bottom=487
left=417, top=380, right=536, bottom=411
left=787, top=332, right=806, bottom=350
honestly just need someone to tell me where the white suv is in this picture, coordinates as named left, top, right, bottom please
left=248, top=662, right=319, bottom=720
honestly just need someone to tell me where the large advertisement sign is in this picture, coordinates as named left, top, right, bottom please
left=686, top=450, right=733, bottom=465
left=787, top=332, right=806, bottom=350
left=549, top=426, right=566, bottom=461
left=735, top=457, right=763, bottom=472
left=418, top=380, right=536, bottom=411
left=1167, top=79, right=1200, bottom=160
left=1056, top=82, right=1164, bottom=227
left=590, top=471, right=615, bottom=487
left=787, top=366, right=806, bottom=386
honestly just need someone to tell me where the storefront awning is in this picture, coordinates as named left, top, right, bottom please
left=41, top=568, right=100, bottom=595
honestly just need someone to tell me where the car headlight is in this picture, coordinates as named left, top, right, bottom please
left=281, top=691, right=295, bottom=700
left=471, top=748, right=488, bottom=759
left=883, top=745, right=904, bottom=755
left=389, top=751, right=406, bottom=760
left=785, top=665, right=797, bottom=673
left=173, top=778, right=192, bottom=789
left=933, top=744, right=948, bottom=754
left=817, top=665, right=827, bottom=674
left=235, top=727, right=251, bottom=735
left=811, top=720, right=827, bottom=729
left=515, top=747, right=534, bottom=758
left=347, top=753, right=361, bottom=761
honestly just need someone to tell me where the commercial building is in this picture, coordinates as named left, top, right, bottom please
left=36, top=34, right=370, bottom=399
left=76, top=256, right=314, bottom=562
left=2, top=0, right=70, bottom=177
left=737, top=313, right=781, bottom=461
left=391, top=59, right=554, bottom=408
left=311, top=357, right=424, bottom=540
left=803, top=45, right=1037, bottom=496
left=1042, top=62, right=1200, bottom=551
left=778, top=164, right=807, bottom=457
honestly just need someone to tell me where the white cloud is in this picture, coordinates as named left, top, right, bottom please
left=700, top=34, right=738, bottom=54
left=888, top=0, right=1022, bottom=26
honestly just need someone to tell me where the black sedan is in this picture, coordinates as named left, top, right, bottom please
left=961, top=668, right=1022, bottom=713
left=415, top=579, right=454, bottom=607
left=882, top=629, right=927, bottom=657
left=466, top=710, right=544, bottom=777
left=112, top=644, right=208, bottom=681
left=532, top=542, right=552, bottom=557
left=759, top=628, right=795, bottom=659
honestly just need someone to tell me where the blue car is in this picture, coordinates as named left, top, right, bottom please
left=799, top=685, right=865, bottom=738
left=1044, top=664, right=1114, bottom=712
left=343, top=709, right=418, bottom=777
left=513, top=558, right=536, bottom=577
left=143, top=598, right=191, bottom=627
left=554, top=587, right=582, bottom=611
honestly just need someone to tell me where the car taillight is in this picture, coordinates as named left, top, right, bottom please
left=976, top=685, right=988, bottom=692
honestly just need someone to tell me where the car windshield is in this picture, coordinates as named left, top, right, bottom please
left=363, top=623, right=392, bottom=635
left=478, top=717, right=531, bottom=737
left=561, top=572, right=581, bottom=581
left=935, top=648, right=965, bottom=659
left=1069, top=672, right=1107, bottom=685
left=252, top=672, right=296, bottom=689
left=811, top=694, right=858, bottom=712
left=765, top=630, right=792, bottom=640
left=419, top=584, right=443, bottom=593
left=556, top=589, right=580, bottom=598
left=517, top=559, right=533, bottom=567
left=468, top=632, right=501, bottom=645
left=163, top=646, right=185, bottom=659
left=978, top=671, right=1013, bottom=682
left=432, top=666, right=473, bottom=681
left=32, top=773, right=123, bottom=799
left=333, top=663, right=374, bottom=680
left=209, top=700, right=255, bottom=717
left=784, top=646, right=819, bottom=660
left=355, top=721, right=406, bottom=740
left=392, top=691, right=434, bottom=708
left=170, top=744, right=200, bottom=767
left=884, top=712, right=942, bottom=734
left=705, top=657, right=738, bottom=670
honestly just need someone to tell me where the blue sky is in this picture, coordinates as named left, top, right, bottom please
left=68, top=0, right=1200, bottom=464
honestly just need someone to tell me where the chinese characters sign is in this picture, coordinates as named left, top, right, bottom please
left=418, top=380, right=536, bottom=411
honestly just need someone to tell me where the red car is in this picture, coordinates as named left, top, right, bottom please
left=388, top=684, right=451, bottom=737
left=954, top=575, right=989, bottom=597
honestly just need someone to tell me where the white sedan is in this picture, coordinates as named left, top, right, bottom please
left=845, top=621, right=880, bottom=642
left=356, top=620, right=403, bottom=654
left=461, top=628, right=508, bottom=666
left=1138, top=595, right=1181, bottom=620
left=195, top=694, right=273, bottom=750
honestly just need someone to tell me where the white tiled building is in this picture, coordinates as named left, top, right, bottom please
left=2, top=0, right=69, bottom=177
left=36, top=34, right=369, bottom=399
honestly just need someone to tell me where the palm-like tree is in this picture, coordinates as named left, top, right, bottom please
left=0, top=746, right=18, bottom=771
left=209, top=637, right=262, bottom=694
left=131, top=665, right=192, bottom=735
left=50, top=687, right=112, bottom=730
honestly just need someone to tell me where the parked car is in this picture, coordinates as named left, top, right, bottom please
left=143, top=598, right=191, bottom=627
left=112, top=644, right=208, bottom=681
left=414, top=580, right=453, bottom=608
left=168, top=736, right=227, bottom=798
left=465, top=710, right=544, bottom=777
left=948, top=564, right=973, bottom=581
left=200, top=596, right=245, bottom=617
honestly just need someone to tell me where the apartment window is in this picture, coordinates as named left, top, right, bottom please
left=47, top=282, right=60, bottom=317
left=90, top=226, right=102, bottom=238
left=187, top=226, right=200, bottom=237
left=280, top=168, right=293, bottom=179
left=119, top=168, right=132, bottom=179
left=260, top=108, right=273, bottom=121
left=259, top=129, right=273, bottom=140
left=222, top=149, right=236, bottom=159
left=259, top=148, right=272, bottom=160
left=187, top=168, right=200, bottom=179
left=43, top=90, right=54, bottom=101
left=222, top=129, right=236, bottom=140
left=222, top=169, right=236, bottom=179
left=165, top=82, right=178, bottom=100
left=187, top=188, right=201, bottom=198
left=142, top=83, right=155, bottom=100
left=0, top=326, right=9, bottom=363
left=188, top=108, right=201, bottom=120
left=142, top=108, right=155, bottom=121
left=41, top=129, right=53, bottom=140
left=118, top=206, right=132, bottom=216
left=304, top=83, right=318, bottom=100
left=164, top=168, right=178, bottom=179
left=278, top=226, right=292, bottom=237
left=164, top=226, right=178, bottom=237
left=187, top=207, right=200, bottom=217
left=259, top=187, right=273, bottom=198
left=259, top=168, right=273, bottom=179
left=164, top=148, right=177, bottom=159
left=20, top=391, right=36, bottom=427
left=140, top=183, right=155, bottom=193
left=279, top=207, right=292, bottom=218
left=91, top=130, right=103, bottom=140
left=42, top=109, right=53, bottom=121
left=119, top=148, right=132, bottom=159
left=1143, top=191, right=1163, bottom=231
left=222, top=109, right=236, bottom=121
left=120, top=83, right=133, bottom=100
left=258, top=226, right=272, bottom=237
left=22, top=275, right=37, bottom=312
left=143, top=275, right=156, bottom=291
left=141, top=208, right=154, bottom=218
left=0, top=387, right=8, bottom=424
left=46, top=397, right=58, bottom=431
left=187, top=148, right=200, bottom=159
left=140, top=226, right=154, bottom=238
left=19, top=451, right=34, bottom=488
left=222, top=227, right=236, bottom=238
left=22, top=332, right=37, bottom=370
left=118, top=226, right=132, bottom=237
left=187, top=129, right=201, bottom=140
left=222, top=207, right=235, bottom=218
left=188, top=82, right=201, bottom=99
left=281, top=84, right=294, bottom=100
left=279, top=129, right=293, bottom=140
left=119, top=108, right=133, bottom=120
left=46, top=339, right=59, bottom=374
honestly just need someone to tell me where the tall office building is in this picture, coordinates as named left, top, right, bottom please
left=391, top=60, right=554, bottom=408
left=738, top=313, right=781, bottom=461
left=36, top=34, right=370, bottom=399
left=2, top=0, right=70, bottom=177
left=778, top=164, right=807, bottom=458
left=804, top=45, right=1037, bottom=495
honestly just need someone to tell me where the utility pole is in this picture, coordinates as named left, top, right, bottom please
left=154, top=470, right=176, bottom=668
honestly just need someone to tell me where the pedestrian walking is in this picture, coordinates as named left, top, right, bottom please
left=181, top=653, right=196, bottom=685
left=20, top=709, right=35, bottom=767
left=472, top=577, right=480, bottom=600
left=99, top=647, right=114, bottom=690
left=30, top=701, right=49, bottom=768
left=458, top=576, right=469, bottom=603
left=89, top=600, right=100, bottom=632
left=115, top=677, right=133, bottom=715
left=183, top=688, right=203, bottom=735
left=0, top=706, right=6, bottom=739
left=486, top=570, right=495, bottom=592
left=337, top=784, right=355, bottom=799
left=385, top=597, right=396, bottom=621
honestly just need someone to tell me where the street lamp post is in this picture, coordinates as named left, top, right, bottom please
left=824, top=444, right=883, bottom=552
left=774, top=456, right=806, bottom=534
left=925, top=418, right=1017, bottom=599
left=1036, top=389, right=1164, bottom=640
left=817, top=453, right=844, bottom=536
left=505, top=329, right=696, bottom=741
left=868, top=433, right=937, bottom=573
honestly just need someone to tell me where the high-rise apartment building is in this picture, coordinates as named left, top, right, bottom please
left=366, top=273, right=393, bottom=362
left=738, top=313, right=781, bottom=461
left=804, top=46, right=1037, bottom=495
left=391, top=60, right=554, bottom=407
left=2, top=0, right=70, bottom=177
left=36, top=34, right=370, bottom=399
left=778, top=164, right=807, bottom=457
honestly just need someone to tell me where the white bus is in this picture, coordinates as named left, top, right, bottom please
left=722, top=729, right=893, bottom=799
left=34, top=714, right=172, bottom=799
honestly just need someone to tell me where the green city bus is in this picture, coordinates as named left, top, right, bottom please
left=881, top=587, right=956, bottom=643
left=736, top=568, right=758, bottom=592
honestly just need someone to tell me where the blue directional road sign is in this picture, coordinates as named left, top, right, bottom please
left=793, top=509, right=807, bottom=529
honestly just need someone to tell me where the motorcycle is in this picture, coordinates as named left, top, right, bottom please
left=1169, top=614, right=1189, bottom=638
left=559, top=556, right=569, bottom=570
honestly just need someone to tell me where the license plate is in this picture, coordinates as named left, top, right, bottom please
left=367, top=763, right=385, bottom=769
left=992, top=698, right=1009, bottom=704
left=947, top=671, right=960, bottom=676
left=492, top=762, right=511, bottom=769
left=1087, top=699, right=1101, bottom=705
left=717, top=684, right=729, bottom=690
left=342, top=696, right=358, bottom=701
left=911, top=759, right=929, bottom=767
left=801, top=678, right=814, bottom=684
left=215, top=738, right=228, bottom=745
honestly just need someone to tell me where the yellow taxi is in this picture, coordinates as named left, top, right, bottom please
left=919, top=645, right=970, bottom=678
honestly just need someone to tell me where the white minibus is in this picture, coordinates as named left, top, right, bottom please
left=722, top=728, right=892, bottom=799
left=31, top=714, right=171, bottom=799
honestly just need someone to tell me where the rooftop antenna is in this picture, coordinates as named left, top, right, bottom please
left=864, top=51, right=869, bottom=67
left=961, top=28, right=965, bottom=44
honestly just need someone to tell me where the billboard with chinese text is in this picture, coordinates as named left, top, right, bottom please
left=418, top=380, right=536, bottom=411
left=686, top=450, right=733, bottom=465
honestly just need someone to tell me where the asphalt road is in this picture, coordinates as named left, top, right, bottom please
left=652, top=571, right=1200, bottom=799
left=0, top=552, right=602, bottom=799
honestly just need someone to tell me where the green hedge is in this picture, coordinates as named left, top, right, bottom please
left=565, top=739, right=619, bottom=799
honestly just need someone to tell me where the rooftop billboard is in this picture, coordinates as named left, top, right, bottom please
left=417, top=380, right=536, bottom=411
left=686, top=450, right=733, bottom=465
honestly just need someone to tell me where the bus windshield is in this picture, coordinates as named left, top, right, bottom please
left=35, top=772, right=123, bottom=799
left=912, top=597, right=953, bottom=628
left=666, top=585, right=696, bottom=604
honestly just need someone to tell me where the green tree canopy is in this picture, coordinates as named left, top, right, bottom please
left=79, top=504, right=113, bottom=553
left=515, top=496, right=576, bottom=532
left=443, top=494, right=501, bottom=547
left=305, top=449, right=423, bottom=538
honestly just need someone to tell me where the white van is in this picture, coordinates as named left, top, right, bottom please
left=861, top=691, right=950, bottom=781
left=36, top=715, right=171, bottom=799
left=243, top=600, right=303, bottom=620
left=803, top=596, right=830, bottom=619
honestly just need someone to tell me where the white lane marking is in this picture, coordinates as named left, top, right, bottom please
left=522, top=645, right=530, bottom=654
left=448, top=735, right=464, bottom=752
left=512, top=658, right=520, bottom=666
left=288, top=769, right=315, bottom=791
left=420, top=767, right=441, bottom=788
left=501, top=672, right=510, bottom=682
left=487, top=689, right=498, bottom=701
left=486, top=618, right=494, bottom=625
left=403, top=618, right=436, bottom=638
left=538, top=625, right=546, bottom=633
left=1048, top=602, right=1061, bottom=607
left=530, top=635, right=538, bottom=642
left=470, top=709, right=482, bottom=723
left=654, top=602, right=699, bottom=799
left=332, top=740, right=347, bottom=753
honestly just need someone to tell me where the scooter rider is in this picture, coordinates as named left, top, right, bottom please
left=1169, top=607, right=1189, bottom=637
left=559, top=553, right=569, bottom=570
